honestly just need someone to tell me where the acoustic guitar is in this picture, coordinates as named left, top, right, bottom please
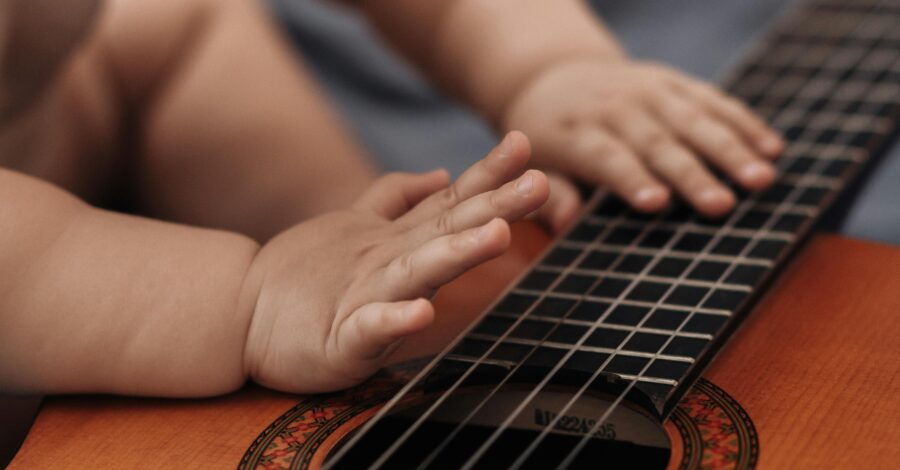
left=9, top=0, right=900, bottom=468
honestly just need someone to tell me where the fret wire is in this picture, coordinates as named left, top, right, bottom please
left=751, top=39, right=874, bottom=117
left=467, top=320, right=714, bottom=342
left=454, top=198, right=707, bottom=469
left=719, top=0, right=832, bottom=95
left=503, top=43, right=896, bottom=467
left=535, top=261, right=757, bottom=291
left=546, top=268, right=754, bottom=292
left=716, top=3, right=815, bottom=90
left=444, top=355, right=679, bottom=386
left=443, top=355, right=515, bottom=368
left=509, top=290, right=735, bottom=316
left=581, top=217, right=805, bottom=237
left=404, top=207, right=639, bottom=468
left=468, top=76, right=886, bottom=460
left=464, top=334, right=697, bottom=364
left=756, top=91, right=900, bottom=117
left=755, top=48, right=898, bottom=72
left=557, top=10, right=898, bottom=470
left=412, top=207, right=683, bottom=470
left=325, top=0, right=900, bottom=466
left=323, top=197, right=623, bottom=468
left=733, top=18, right=892, bottom=116
left=424, top=106, right=824, bottom=463
left=366, top=200, right=632, bottom=469
left=557, top=240, right=786, bottom=262
left=544, top=5, right=896, bottom=467
left=486, top=312, right=718, bottom=338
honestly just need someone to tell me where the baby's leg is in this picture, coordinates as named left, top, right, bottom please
left=0, top=0, right=112, bottom=201
left=101, top=0, right=377, bottom=240
left=1, top=0, right=377, bottom=241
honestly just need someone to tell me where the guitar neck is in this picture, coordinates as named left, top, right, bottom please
left=323, top=1, right=900, bottom=467
left=436, top=0, right=900, bottom=417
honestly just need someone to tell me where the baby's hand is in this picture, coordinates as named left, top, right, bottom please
left=504, top=59, right=784, bottom=223
left=241, top=132, right=548, bottom=393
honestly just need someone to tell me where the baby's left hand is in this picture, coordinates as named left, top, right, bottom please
left=503, top=58, right=784, bottom=228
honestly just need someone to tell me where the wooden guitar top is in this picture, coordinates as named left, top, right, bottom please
left=9, top=225, right=900, bottom=469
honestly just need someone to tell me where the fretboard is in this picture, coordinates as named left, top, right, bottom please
left=438, top=0, right=900, bottom=417
left=327, top=0, right=900, bottom=466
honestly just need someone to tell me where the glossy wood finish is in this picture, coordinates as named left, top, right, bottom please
left=704, top=234, right=900, bottom=468
left=10, top=224, right=900, bottom=469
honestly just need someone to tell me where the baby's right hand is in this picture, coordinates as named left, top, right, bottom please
left=241, top=132, right=548, bottom=393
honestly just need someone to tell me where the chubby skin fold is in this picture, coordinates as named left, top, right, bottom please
left=0, top=0, right=783, bottom=398
left=0, top=131, right=547, bottom=397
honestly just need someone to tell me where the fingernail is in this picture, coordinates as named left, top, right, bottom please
left=403, top=300, right=422, bottom=319
left=476, top=220, right=495, bottom=241
left=698, top=186, right=731, bottom=206
left=741, top=161, right=775, bottom=183
left=634, top=186, right=667, bottom=208
left=757, top=135, right=784, bottom=155
left=515, top=172, right=534, bottom=195
left=496, top=132, right=516, bottom=157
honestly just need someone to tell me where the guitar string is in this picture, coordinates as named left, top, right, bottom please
left=458, top=2, right=891, bottom=468
left=326, top=0, right=888, bottom=466
left=420, top=0, right=864, bottom=468
left=321, top=197, right=615, bottom=468
left=410, top=209, right=677, bottom=468
left=485, top=31, right=880, bottom=470
left=554, top=7, right=898, bottom=470
left=360, top=197, right=626, bottom=469
left=402, top=6, right=836, bottom=466
left=560, top=67, right=885, bottom=468
left=559, top=47, right=899, bottom=470
left=367, top=1, right=867, bottom=466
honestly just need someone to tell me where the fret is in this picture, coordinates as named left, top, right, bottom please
left=507, top=290, right=735, bottom=316
left=783, top=142, right=867, bottom=161
left=774, top=108, right=892, bottom=132
left=326, top=2, right=900, bottom=466
left=573, top=219, right=802, bottom=240
left=753, top=47, right=898, bottom=73
left=549, top=242, right=778, bottom=267
left=766, top=97, right=897, bottom=121
left=441, top=355, right=516, bottom=371
left=777, top=172, right=842, bottom=188
left=547, top=267, right=756, bottom=293
left=753, top=43, right=825, bottom=69
left=464, top=334, right=698, bottom=365
left=440, top=355, right=680, bottom=387
left=781, top=12, right=868, bottom=39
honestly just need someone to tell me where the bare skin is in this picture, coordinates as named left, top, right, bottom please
left=1, top=0, right=377, bottom=241
left=1, top=132, right=547, bottom=396
left=0, top=0, right=783, bottom=397
left=361, top=0, right=784, bottom=228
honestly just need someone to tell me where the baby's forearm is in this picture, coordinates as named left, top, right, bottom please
left=359, top=0, right=624, bottom=124
left=0, top=169, right=260, bottom=397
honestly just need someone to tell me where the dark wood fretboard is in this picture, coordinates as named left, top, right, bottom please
left=328, top=0, right=900, bottom=467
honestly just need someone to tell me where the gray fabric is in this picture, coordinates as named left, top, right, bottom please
left=270, top=0, right=899, bottom=245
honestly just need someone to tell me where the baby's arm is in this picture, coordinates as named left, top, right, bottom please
left=357, top=0, right=622, bottom=126
left=0, top=167, right=259, bottom=397
left=0, top=133, right=546, bottom=397
left=356, top=0, right=784, bottom=225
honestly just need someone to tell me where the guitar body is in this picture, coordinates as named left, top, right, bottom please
left=9, top=223, right=900, bottom=469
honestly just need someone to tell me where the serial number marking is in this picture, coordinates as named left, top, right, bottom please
left=533, top=408, right=616, bottom=440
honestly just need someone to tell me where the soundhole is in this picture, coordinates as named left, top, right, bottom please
left=328, top=384, right=671, bottom=468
